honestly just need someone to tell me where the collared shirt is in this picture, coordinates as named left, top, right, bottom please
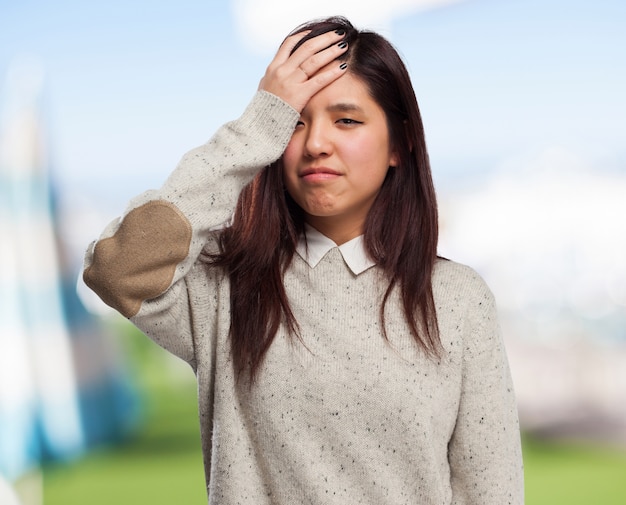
left=295, top=224, right=376, bottom=275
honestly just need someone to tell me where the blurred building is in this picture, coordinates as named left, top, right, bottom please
left=0, top=60, right=138, bottom=489
left=439, top=146, right=626, bottom=446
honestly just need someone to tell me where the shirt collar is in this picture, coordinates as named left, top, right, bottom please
left=295, top=223, right=376, bottom=275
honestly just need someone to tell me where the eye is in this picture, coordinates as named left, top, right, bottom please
left=337, top=118, right=362, bottom=125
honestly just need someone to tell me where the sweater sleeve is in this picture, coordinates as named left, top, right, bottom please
left=83, top=90, right=300, bottom=364
left=448, top=277, right=525, bottom=505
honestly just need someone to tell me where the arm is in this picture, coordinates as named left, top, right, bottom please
left=83, top=29, right=350, bottom=363
left=83, top=91, right=299, bottom=361
left=448, top=280, right=524, bottom=505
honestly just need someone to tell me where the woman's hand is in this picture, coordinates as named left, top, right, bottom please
left=258, top=29, right=349, bottom=112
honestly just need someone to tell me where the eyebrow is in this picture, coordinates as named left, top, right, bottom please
left=327, top=103, right=365, bottom=113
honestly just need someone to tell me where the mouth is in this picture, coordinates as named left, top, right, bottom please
left=299, top=167, right=342, bottom=182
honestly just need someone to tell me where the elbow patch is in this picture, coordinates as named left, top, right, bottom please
left=84, top=200, right=192, bottom=318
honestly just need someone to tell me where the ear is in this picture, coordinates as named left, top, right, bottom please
left=389, top=120, right=409, bottom=168
left=388, top=149, right=400, bottom=168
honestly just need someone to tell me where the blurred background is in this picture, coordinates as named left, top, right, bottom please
left=1, top=0, right=625, bottom=503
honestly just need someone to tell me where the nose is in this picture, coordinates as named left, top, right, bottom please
left=303, top=122, right=333, bottom=159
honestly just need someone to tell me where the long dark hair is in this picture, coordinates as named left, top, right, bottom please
left=210, top=16, right=441, bottom=380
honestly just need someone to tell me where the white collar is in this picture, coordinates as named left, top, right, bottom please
left=295, top=224, right=376, bottom=275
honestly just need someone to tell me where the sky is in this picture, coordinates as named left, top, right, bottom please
left=1, top=0, right=624, bottom=198
left=1, top=0, right=625, bottom=343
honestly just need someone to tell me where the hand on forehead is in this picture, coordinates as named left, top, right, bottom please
left=258, top=29, right=349, bottom=113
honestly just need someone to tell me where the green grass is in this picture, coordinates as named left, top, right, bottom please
left=42, top=322, right=626, bottom=504
left=42, top=373, right=207, bottom=504
left=523, top=435, right=626, bottom=504
left=43, top=323, right=207, bottom=505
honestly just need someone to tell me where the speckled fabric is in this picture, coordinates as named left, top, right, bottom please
left=84, top=91, right=524, bottom=504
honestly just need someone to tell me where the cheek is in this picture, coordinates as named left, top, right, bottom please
left=281, top=141, right=300, bottom=198
left=282, top=140, right=300, bottom=177
left=342, top=135, right=389, bottom=171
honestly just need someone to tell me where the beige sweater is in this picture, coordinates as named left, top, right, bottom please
left=84, top=91, right=524, bottom=504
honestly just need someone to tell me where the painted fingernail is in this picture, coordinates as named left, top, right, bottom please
left=340, top=63, right=348, bottom=70
left=338, top=41, right=348, bottom=49
left=335, top=29, right=345, bottom=36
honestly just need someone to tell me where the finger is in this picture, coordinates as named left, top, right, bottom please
left=273, top=30, right=312, bottom=64
left=302, top=59, right=349, bottom=96
left=289, top=29, right=346, bottom=68
left=297, top=38, right=348, bottom=80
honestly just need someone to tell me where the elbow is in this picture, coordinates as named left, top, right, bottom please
left=83, top=200, right=192, bottom=318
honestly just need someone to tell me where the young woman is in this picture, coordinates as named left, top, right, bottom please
left=84, top=16, right=524, bottom=505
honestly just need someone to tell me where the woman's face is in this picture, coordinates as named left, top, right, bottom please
left=282, top=73, right=397, bottom=244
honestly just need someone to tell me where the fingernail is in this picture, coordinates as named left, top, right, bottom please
left=340, top=63, right=348, bottom=70
left=335, top=29, right=345, bottom=36
left=338, top=41, right=347, bottom=49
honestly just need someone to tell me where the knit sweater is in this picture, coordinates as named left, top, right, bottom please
left=83, top=90, right=524, bottom=504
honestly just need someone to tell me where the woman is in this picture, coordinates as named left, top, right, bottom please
left=84, top=16, right=524, bottom=505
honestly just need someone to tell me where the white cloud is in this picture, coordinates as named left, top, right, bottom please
left=231, top=0, right=464, bottom=54
left=439, top=146, right=626, bottom=340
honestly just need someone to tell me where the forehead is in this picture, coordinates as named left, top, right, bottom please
left=304, top=73, right=382, bottom=114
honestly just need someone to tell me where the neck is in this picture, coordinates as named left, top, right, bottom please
left=305, top=215, right=364, bottom=245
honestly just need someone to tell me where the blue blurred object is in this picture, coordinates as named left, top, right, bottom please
left=0, top=59, right=138, bottom=480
